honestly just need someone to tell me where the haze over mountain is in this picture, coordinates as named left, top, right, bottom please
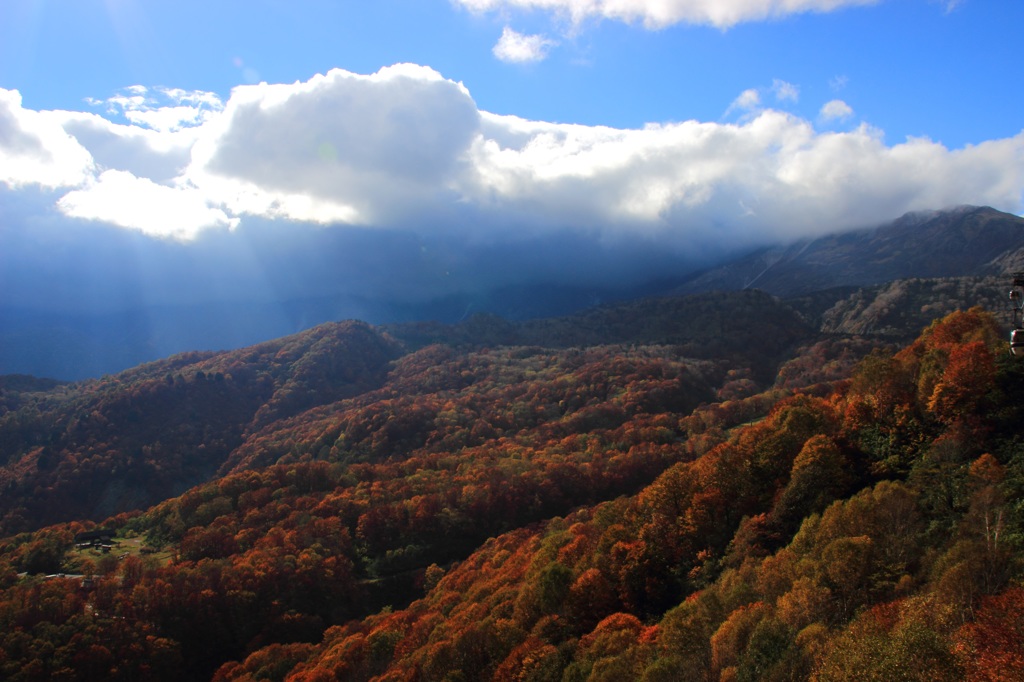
left=2, top=204, right=1022, bottom=380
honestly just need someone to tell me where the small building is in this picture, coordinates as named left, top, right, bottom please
left=74, top=529, right=115, bottom=548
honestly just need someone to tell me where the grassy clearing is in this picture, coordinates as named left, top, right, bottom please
left=65, top=534, right=175, bottom=572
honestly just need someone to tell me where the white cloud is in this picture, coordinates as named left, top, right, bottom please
left=829, top=74, right=849, bottom=91
left=493, top=27, right=557, bottom=63
left=456, top=0, right=884, bottom=29
left=725, top=81, right=798, bottom=120
left=189, top=64, right=480, bottom=226
left=820, top=99, right=854, bottom=121
left=2, top=64, right=1023, bottom=250
left=725, top=88, right=762, bottom=117
left=52, top=110, right=197, bottom=182
left=0, top=86, right=227, bottom=239
left=467, top=110, right=1024, bottom=244
left=0, top=89, right=94, bottom=188
left=91, top=86, right=223, bottom=132
left=772, top=79, right=799, bottom=102
left=57, top=169, right=236, bottom=239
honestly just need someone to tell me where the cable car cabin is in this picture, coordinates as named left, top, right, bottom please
left=1012, top=328, right=1024, bottom=356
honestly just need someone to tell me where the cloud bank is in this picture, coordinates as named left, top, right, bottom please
left=0, top=63, right=1022, bottom=279
left=3, top=64, right=1021, bottom=249
left=457, top=0, right=884, bottom=29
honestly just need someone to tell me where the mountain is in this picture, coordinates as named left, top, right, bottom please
left=677, top=206, right=1024, bottom=298
left=0, top=287, right=828, bottom=679
left=385, top=289, right=814, bottom=380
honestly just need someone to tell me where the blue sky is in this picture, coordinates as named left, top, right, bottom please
left=1, top=0, right=1024, bottom=377
left=3, top=0, right=1021, bottom=149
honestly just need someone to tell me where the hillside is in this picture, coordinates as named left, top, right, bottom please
left=0, top=288, right=840, bottom=539
left=785, top=275, right=1011, bottom=339
left=677, top=206, right=1024, bottom=298
left=273, top=309, right=1024, bottom=681
left=0, top=303, right=801, bottom=679
left=0, top=306, right=1022, bottom=681
left=0, top=321, right=402, bottom=535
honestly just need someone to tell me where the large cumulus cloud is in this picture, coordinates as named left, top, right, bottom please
left=188, top=65, right=481, bottom=227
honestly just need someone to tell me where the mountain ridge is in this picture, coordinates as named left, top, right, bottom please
left=676, top=205, right=1024, bottom=298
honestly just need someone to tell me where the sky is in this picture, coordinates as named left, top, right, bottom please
left=1, top=0, right=1024, bottom=377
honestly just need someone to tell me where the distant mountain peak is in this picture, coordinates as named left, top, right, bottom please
left=676, top=205, right=1024, bottom=298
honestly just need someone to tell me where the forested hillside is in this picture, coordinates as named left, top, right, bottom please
left=1, top=298, right=1022, bottom=680
left=791, top=275, right=1009, bottom=340
left=226, top=309, right=1024, bottom=680
left=0, top=290, right=820, bottom=538
left=0, top=321, right=401, bottom=536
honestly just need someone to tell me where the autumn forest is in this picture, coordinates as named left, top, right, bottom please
left=2, top=284, right=1024, bottom=680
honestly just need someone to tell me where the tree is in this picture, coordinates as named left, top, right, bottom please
left=954, top=587, right=1024, bottom=681
left=927, top=341, right=995, bottom=431
left=813, top=598, right=962, bottom=682
left=772, top=435, right=850, bottom=535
